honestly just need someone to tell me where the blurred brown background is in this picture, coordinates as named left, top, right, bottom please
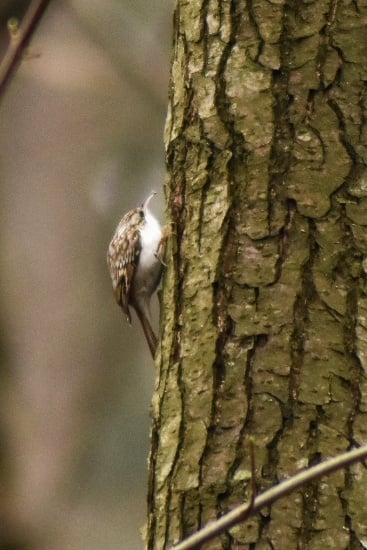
left=0, top=1, right=171, bottom=548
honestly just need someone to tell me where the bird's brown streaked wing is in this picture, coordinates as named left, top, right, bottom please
left=107, top=211, right=142, bottom=323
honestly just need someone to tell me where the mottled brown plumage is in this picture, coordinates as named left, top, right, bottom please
left=108, top=208, right=143, bottom=323
left=107, top=193, right=163, bottom=358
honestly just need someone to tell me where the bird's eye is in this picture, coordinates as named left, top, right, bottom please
left=139, top=209, right=144, bottom=219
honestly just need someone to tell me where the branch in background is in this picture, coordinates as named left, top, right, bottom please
left=172, top=444, right=367, bottom=550
left=0, top=0, right=50, bottom=97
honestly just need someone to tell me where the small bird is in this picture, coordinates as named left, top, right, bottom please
left=107, top=192, right=163, bottom=358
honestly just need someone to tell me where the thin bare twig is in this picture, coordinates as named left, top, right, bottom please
left=0, top=0, right=50, bottom=96
left=172, top=444, right=367, bottom=550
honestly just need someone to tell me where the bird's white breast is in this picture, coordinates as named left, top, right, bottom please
left=139, top=211, right=162, bottom=269
left=132, top=210, right=163, bottom=301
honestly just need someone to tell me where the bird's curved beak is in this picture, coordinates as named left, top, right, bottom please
left=142, top=191, right=157, bottom=211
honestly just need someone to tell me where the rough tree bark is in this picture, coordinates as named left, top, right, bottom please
left=148, top=1, right=367, bottom=548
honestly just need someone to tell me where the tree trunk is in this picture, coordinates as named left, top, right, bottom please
left=148, top=1, right=367, bottom=548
